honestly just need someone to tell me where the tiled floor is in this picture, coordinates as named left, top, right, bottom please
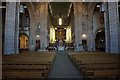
left=48, top=51, right=84, bottom=79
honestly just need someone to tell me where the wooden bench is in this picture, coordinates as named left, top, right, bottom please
left=2, top=51, right=55, bottom=79
left=68, top=51, right=120, bottom=79
left=3, top=71, right=44, bottom=78
left=92, top=70, right=120, bottom=79
left=81, top=64, right=120, bottom=78
left=2, top=65, right=48, bottom=78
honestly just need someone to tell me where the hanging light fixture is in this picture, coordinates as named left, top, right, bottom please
left=59, top=18, right=62, bottom=26
left=19, top=5, right=24, bottom=13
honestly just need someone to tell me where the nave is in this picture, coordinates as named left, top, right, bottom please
left=48, top=52, right=83, bottom=78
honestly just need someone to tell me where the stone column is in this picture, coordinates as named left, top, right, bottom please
left=14, top=2, right=20, bottom=54
left=0, top=2, right=2, bottom=80
left=87, top=3, right=96, bottom=51
left=4, top=2, right=16, bottom=55
left=40, top=3, right=48, bottom=50
left=104, top=2, right=111, bottom=53
left=28, top=8, right=36, bottom=51
left=119, top=8, right=120, bottom=53
left=0, top=2, right=2, bottom=54
left=73, top=2, right=83, bottom=51
left=107, top=2, right=120, bottom=53
left=29, top=19, right=36, bottom=51
left=74, top=3, right=79, bottom=50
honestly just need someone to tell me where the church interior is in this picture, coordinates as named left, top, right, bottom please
left=0, top=1, right=120, bottom=79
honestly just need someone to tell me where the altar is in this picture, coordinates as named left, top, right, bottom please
left=58, top=46, right=64, bottom=50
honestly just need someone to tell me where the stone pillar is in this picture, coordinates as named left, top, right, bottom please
left=107, top=2, right=120, bottom=53
left=29, top=20, right=36, bottom=51
left=28, top=8, right=36, bottom=51
left=4, top=2, right=16, bottom=55
left=14, top=2, right=20, bottom=54
left=40, top=3, right=48, bottom=50
left=73, top=2, right=84, bottom=51
left=87, top=20, right=93, bottom=51
left=104, top=2, right=111, bottom=53
left=0, top=2, right=2, bottom=80
left=87, top=3, right=96, bottom=51
left=0, top=2, right=2, bottom=54
left=74, top=3, right=80, bottom=50
left=117, top=3, right=120, bottom=54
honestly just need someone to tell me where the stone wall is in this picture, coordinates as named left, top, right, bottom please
left=27, top=3, right=48, bottom=51
left=73, top=2, right=88, bottom=51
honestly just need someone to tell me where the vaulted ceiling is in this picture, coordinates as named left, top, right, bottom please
left=48, top=2, right=73, bottom=26
left=49, top=2, right=72, bottom=16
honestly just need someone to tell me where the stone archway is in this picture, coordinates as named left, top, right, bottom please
left=87, top=2, right=106, bottom=51
left=93, top=27, right=105, bottom=50
left=95, top=30, right=105, bottom=52
left=87, top=2, right=97, bottom=51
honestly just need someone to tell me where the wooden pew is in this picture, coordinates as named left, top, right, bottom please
left=2, top=51, right=55, bottom=79
left=81, top=64, right=120, bottom=78
left=3, top=71, right=44, bottom=78
left=93, top=70, right=120, bottom=79
left=68, top=51, right=120, bottom=79
left=2, top=65, right=47, bottom=78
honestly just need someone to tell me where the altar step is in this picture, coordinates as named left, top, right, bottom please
left=37, top=50, right=48, bottom=51
left=55, top=51, right=70, bottom=54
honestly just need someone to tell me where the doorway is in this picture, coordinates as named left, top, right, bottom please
left=82, top=40, right=87, bottom=51
left=95, top=30, right=105, bottom=52
left=36, top=40, right=40, bottom=51
left=19, top=34, right=29, bottom=51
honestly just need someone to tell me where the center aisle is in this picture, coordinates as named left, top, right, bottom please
left=48, top=51, right=84, bottom=79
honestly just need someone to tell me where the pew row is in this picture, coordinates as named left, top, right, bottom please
left=2, top=51, right=55, bottom=79
left=68, top=51, right=120, bottom=79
